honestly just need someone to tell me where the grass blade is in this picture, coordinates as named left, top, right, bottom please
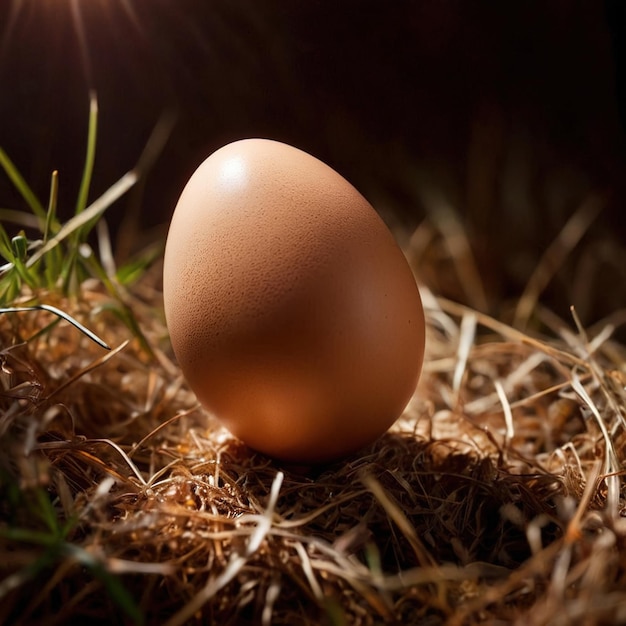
left=0, top=147, right=46, bottom=221
left=0, top=209, right=41, bottom=229
left=75, top=92, right=99, bottom=218
left=0, top=304, right=110, bottom=350
left=26, top=170, right=138, bottom=269
left=44, top=170, right=60, bottom=242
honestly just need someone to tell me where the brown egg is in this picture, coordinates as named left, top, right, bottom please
left=163, top=139, right=425, bottom=463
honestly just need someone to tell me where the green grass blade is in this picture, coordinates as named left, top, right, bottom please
left=116, top=242, right=164, bottom=286
left=0, top=225, right=37, bottom=291
left=0, top=526, right=60, bottom=547
left=0, top=147, right=46, bottom=221
left=75, top=92, right=98, bottom=218
left=26, top=170, right=138, bottom=269
left=97, top=299, right=154, bottom=357
left=44, top=170, right=60, bottom=241
left=0, top=304, right=111, bottom=350
left=0, top=222, right=15, bottom=260
left=0, top=223, right=19, bottom=303
left=11, top=234, right=28, bottom=261
left=0, top=274, right=19, bottom=304
left=9, top=234, right=38, bottom=290
left=93, top=567, right=144, bottom=625
left=41, top=170, right=63, bottom=287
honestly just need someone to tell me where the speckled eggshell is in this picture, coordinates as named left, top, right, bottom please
left=163, top=138, right=425, bottom=463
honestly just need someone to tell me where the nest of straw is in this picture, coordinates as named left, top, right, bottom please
left=1, top=228, right=626, bottom=626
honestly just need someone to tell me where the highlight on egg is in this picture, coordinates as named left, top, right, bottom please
left=163, top=138, right=425, bottom=463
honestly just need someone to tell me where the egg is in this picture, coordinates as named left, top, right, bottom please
left=163, top=138, right=425, bottom=463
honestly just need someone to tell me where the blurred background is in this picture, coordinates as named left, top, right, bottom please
left=1, top=0, right=625, bottom=323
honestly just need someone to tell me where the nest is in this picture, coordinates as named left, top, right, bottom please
left=1, top=241, right=626, bottom=626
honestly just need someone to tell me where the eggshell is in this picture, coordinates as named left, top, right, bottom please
left=163, top=138, right=425, bottom=463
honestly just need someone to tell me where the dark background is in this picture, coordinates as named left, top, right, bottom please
left=1, top=0, right=625, bottom=321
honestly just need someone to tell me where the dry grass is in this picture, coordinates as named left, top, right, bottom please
left=1, top=208, right=626, bottom=626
